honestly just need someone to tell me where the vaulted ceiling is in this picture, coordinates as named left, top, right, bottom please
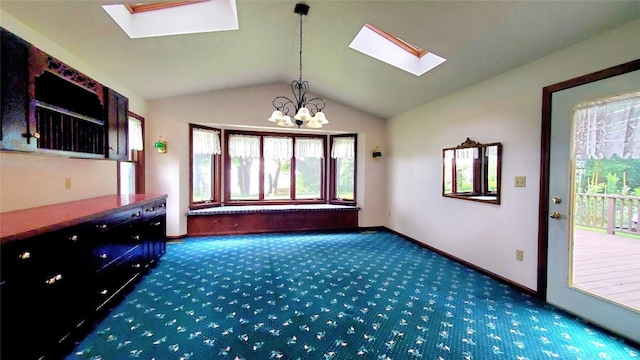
left=1, top=1, right=639, bottom=119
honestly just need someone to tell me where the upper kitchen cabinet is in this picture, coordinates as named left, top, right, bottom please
left=0, top=28, right=128, bottom=160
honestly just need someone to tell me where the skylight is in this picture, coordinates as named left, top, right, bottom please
left=349, top=23, right=446, bottom=76
left=102, top=0, right=238, bottom=39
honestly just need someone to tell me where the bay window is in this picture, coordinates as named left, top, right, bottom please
left=189, top=128, right=356, bottom=207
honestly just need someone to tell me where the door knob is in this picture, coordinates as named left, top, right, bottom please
left=550, top=212, right=561, bottom=219
left=552, top=197, right=562, bottom=204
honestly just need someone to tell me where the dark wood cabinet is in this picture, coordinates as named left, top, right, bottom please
left=1, top=27, right=128, bottom=160
left=0, top=196, right=167, bottom=360
left=105, top=87, right=129, bottom=161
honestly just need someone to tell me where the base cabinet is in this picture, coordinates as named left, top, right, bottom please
left=0, top=198, right=166, bottom=360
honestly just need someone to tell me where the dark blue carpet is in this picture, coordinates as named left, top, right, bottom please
left=66, top=231, right=639, bottom=359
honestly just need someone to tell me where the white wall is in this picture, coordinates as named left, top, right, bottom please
left=0, top=11, right=147, bottom=212
left=146, top=83, right=387, bottom=236
left=387, top=19, right=640, bottom=291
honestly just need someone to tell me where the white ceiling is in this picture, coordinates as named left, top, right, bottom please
left=2, top=1, right=639, bottom=119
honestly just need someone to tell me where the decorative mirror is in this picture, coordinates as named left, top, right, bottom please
left=442, top=138, right=502, bottom=204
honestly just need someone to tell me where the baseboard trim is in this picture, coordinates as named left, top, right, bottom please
left=381, top=226, right=539, bottom=299
left=167, top=234, right=187, bottom=242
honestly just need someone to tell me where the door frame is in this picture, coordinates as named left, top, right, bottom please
left=537, top=59, right=640, bottom=300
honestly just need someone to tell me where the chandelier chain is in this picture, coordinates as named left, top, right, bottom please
left=299, top=10, right=303, bottom=82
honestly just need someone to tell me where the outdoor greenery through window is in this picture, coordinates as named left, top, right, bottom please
left=225, top=131, right=336, bottom=204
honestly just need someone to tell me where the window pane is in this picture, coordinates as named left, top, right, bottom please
left=264, top=158, right=291, bottom=199
left=487, top=146, right=498, bottom=193
left=336, top=157, right=355, bottom=200
left=443, top=150, right=453, bottom=193
left=193, top=153, right=213, bottom=203
left=455, top=155, right=473, bottom=193
left=296, top=158, right=321, bottom=199
left=119, top=161, right=135, bottom=195
left=230, top=157, right=259, bottom=200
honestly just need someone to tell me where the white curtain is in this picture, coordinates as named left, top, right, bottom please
left=296, top=138, right=324, bottom=159
left=193, top=128, right=221, bottom=155
left=128, top=117, right=143, bottom=151
left=485, top=145, right=498, bottom=159
left=573, top=91, right=640, bottom=160
left=331, top=137, right=355, bottom=159
left=228, top=134, right=260, bottom=158
left=455, top=147, right=478, bottom=159
left=264, top=137, right=293, bottom=160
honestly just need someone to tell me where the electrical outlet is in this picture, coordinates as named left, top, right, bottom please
left=65, top=178, right=72, bottom=190
left=516, top=249, right=524, bottom=262
left=515, top=176, right=526, bottom=187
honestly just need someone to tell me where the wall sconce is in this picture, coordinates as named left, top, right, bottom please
left=372, top=146, right=382, bottom=158
left=154, top=137, right=167, bottom=153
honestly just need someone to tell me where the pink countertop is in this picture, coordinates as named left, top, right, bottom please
left=0, top=194, right=167, bottom=244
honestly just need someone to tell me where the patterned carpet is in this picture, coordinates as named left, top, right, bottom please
left=66, top=231, right=639, bottom=359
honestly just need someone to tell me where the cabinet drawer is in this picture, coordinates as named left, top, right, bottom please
left=89, top=206, right=143, bottom=232
left=1, top=227, right=88, bottom=283
left=93, top=250, right=144, bottom=312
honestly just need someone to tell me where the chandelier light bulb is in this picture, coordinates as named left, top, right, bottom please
left=312, top=111, right=328, bottom=125
left=268, top=110, right=284, bottom=122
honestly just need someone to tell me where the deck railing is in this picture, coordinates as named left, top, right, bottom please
left=574, top=193, right=640, bottom=235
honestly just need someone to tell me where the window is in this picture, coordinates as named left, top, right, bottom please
left=330, top=134, right=357, bottom=204
left=190, top=124, right=222, bottom=208
left=224, top=130, right=327, bottom=204
left=119, top=112, right=145, bottom=195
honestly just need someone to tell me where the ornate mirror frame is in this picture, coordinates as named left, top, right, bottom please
left=442, top=138, right=502, bottom=204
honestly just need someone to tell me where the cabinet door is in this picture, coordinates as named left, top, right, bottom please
left=1, top=28, right=36, bottom=151
left=105, top=87, right=128, bottom=161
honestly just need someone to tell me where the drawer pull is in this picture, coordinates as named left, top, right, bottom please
left=132, top=235, right=141, bottom=241
left=145, top=207, right=155, bottom=212
left=152, top=222, right=162, bottom=226
left=133, top=263, right=141, bottom=268
left=99, top=253, right=108, bottom=259
left=45, top=274, right=63, bottom=285
left=159, top=203, right=166, bottom=208
left=70, top=235, right=79, bottom=242
left=132, top=211, right=141, bottom=218
left=100, top=289, right=108, bottom=296
left=19, top=251, right=31, bottom=260
left=97, top=224, right=107, bottom=229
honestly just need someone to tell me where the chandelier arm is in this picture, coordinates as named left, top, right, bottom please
left=305, top=97, right=326, bottom=114
left=291, top=80, right=309, bottom=110
left=272, top=96, right=296, bottom=116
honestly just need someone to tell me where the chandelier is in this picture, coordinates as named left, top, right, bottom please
left=268, top=3, right=328, bottom=129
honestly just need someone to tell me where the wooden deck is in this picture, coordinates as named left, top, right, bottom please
left=572, top=229, right=640, bottom=309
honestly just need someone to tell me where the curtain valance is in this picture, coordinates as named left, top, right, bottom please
left=295, top=138, right=324, bottom=159
left=264, top=136, right=293, bottom=159
left=228, top=134, right=260, bottom=158
left=193, top=128, right=221, bottom=155
left=331, top=137, right=355, bottom=159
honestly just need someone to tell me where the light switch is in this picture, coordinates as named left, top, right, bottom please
left=516, top=249, right=524, bottom=261
left=515, top=176, right=526, bottom=187
left=65, top=178, right=72, bottom=190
